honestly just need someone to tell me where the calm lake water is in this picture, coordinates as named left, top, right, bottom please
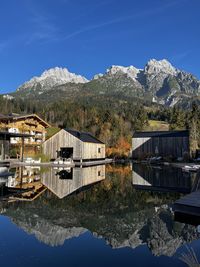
left=0, top=163, right=200, bottom=267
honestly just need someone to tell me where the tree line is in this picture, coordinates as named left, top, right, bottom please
left=0, top=95, right=200, bottom=157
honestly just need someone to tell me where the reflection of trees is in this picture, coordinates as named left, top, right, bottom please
left=3, top=166, right=200, bottom=256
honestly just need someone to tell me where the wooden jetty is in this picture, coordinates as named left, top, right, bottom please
left=173, top=169, right=200, bottom=220
left=9, top=158, right=113, bottom=168
left=174, top=191, right=200, bottom=217
left=75, top=158, right=113, bottom=167
left=10, top=161, right=75, bottom=168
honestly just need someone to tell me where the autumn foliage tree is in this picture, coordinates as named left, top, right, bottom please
left=106, top=136, right=131, bottom=158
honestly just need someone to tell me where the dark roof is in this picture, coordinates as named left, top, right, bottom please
left=0, top=113, right=20, bottom=120
left=133, top=130, right=189, bottom=138
left=0, top=114, right=8, bottom=119
left=65, top=129, right=104, bottom=144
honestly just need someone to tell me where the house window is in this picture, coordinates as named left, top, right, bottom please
left=98, top=148, right=101, bottom=153
left=98, top=171, right=101, bottom=176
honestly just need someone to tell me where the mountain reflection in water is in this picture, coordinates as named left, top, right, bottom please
left=0, top=163, right=200, bottom=267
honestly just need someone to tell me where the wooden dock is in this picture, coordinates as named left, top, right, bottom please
left=173, top=169, right=200, bottom=219
left=174, top=190, right=200, bottom=217
left=75, top=159, right=113, bottom=167
left=10, top=161, right=75, bottom=168
left=9, top=158, right=113, bottom=168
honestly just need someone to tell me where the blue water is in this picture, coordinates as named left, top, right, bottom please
left=0, top=164, right=200, bottom=267
left=0, top=216, right=189, bottom=267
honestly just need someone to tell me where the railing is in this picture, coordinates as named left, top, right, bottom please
left=11, top=140, right=42, bottom=146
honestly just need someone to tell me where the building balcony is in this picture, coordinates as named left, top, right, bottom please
left=11, top=140, right=42, bottom=146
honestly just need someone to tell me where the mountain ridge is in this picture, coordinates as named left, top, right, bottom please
left=4, top=59, right=200, bottom=107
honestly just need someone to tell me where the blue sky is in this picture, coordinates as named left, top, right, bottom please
left=0, top=0, right=200, bottom=93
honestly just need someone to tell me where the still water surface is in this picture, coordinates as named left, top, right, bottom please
left=0, top=163, right=200, bottom=267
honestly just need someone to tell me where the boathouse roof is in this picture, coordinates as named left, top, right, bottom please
left=65, top=129, right=104, bottom=144
left=133, top=130, right=189, bottom=138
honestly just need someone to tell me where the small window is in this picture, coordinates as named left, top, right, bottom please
left=98, top=171, right=101, bottom=176
left=98, top=148, right=101, bottom=153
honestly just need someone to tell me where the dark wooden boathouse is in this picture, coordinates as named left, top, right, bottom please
left=132, top=130, right=189, bottom=159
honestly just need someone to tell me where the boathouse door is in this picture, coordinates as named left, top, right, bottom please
left=60, top=147, right=73, bottom=159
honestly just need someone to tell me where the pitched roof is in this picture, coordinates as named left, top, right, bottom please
left=0, top=113, right=50, bottom=128
left=133, top=130, right=189, bottom=138
left=65, top=129, right=104, bottom=144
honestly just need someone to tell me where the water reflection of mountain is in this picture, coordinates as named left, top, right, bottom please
left=41, top=165, right=105, bottom=198
left=2, top=165, right=199, bottom=256
left=14, top=215, right=87, bottom=246
left=132, top=164, right=194, bottom=193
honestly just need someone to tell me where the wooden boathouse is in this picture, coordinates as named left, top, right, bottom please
left=42, top=129, right=105, bottom=162
left=132, top=130, right=190, bottom=159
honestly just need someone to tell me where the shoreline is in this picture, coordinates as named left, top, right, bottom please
left=0, top=158, right=114, bottom=168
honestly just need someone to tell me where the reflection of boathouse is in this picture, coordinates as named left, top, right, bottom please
left=132, top=164, right=193, bottom=193
left=42, top=129, right=105, bottom=162
left=41, top=165, right=105, bottom=199
left=132, top=130, right=189, bottom=159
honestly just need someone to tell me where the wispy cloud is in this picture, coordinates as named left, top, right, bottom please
left=25, top=0, right=114, bottom=44
left=24, top=0, right=59, bottom=45
left=63, top=0, right=184, bottom=40
left=25, top=16, right=59, bottom=45
left=172, top=50, right=191, bottom=62
left=25, top=31, right=58, bottom=45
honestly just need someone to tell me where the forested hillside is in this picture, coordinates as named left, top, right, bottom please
left=1, top=95, right=200, bottom=158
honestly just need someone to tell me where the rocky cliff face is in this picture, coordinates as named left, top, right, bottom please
left=93, top=59, right=200, bottom=106
left=9, top=59, right=200, bottom=107
left=17, top=67, right=88, bottom=94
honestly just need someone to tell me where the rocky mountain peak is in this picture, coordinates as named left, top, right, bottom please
left=10, top=59, right=200, bottom=108
left=17, top=67, right=89, bottom=92
left=106, top=65, right=140, bottom=80
left=93, top=73, right=104, bottom=80
left=145, top=59, right=177, bottom=75
left=40, top=67, right=88, bottom=83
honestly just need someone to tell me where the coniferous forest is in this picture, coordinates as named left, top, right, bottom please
left=0, top=95, right=200, bottom=158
